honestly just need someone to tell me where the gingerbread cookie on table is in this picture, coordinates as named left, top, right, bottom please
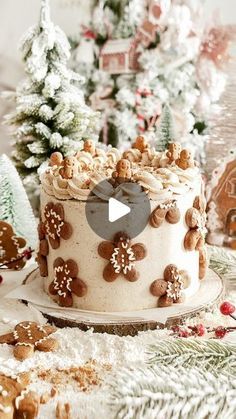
left=49, top=258, right=87, bottom=307
left=150, top=264, right=191, bottom=307
left=98, top=232, right=147, bottom=282
left=0, top=322, right=58, bottom=361
left=0, top=372, right=39, bottom=419
left=0, top=221, right=27, bottom=270
left=149, top=200, right=180, bottom=228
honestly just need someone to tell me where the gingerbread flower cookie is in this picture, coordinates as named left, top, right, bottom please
left=184, top=196, right=207, bottom=251
left=149, top=200, right=181, bottom=228
left=37, top=221, right=49, bottom=277
left=44, top=202, right=72, bottom=249
left=98, top=232, right=147, bottom=282
left=0, top=322, right=58, bottom=361
left=0, top=221, right=27, bottom=270
left=49, top=258, right=87, bottom=307
left=0, top=372, right=39, bottom=418
left=150, top=264, right=191, bottom=307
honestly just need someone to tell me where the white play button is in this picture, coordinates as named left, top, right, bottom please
left=108, top=197, right=131, bottom=223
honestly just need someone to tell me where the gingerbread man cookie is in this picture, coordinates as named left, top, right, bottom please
left=166, top=142, right=181, bottom=164
left=98, top=232, right=147, bottom=282
left=184, top=196, right=207, bottom=251
left=0, top=221, right=27, bottom=270
left=112, top=159, right=132, bottom=183
left=0, top=372, right=39, bottom=419
left=59, top=157, right=78, bottom=179
left=176, top=149, right=195, bottom=170
left=49, top=258, right=87, bottom=307
left=43, top=202, right=72, bottom=249
left=49, top=152, right=63, bottom=168
left=150, top=264, right=191, bottom=307
left=132, top=136, right=149, bottom=153
left=0, top=322, right=58, bottom=361
left=37, top=221, right=49, bottom=277
left=149, top=200, right=181, bottom=228
left=82, top=139, right=96, bottom=156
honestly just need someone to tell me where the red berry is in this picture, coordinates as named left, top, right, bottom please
left=220, top=301, right=235, bottom=316
left=196, top=324, right=205, bottom=336
left=23, top=248, right=33, bottom=261
left=215, top=326, right=227, bottom=339
left=179, top=329, right=189, bottom=338
left=0, top=275, right=3, bottom=285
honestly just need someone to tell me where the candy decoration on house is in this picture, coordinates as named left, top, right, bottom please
left=3, top=0, right=99, bottom=186
left=71, top=0, right=230, bottom=154
left=206, top=153, right=236, bottom=249
left=99, top=38, right=140, bottom=74
left=0, top=155, right=37, bottom=248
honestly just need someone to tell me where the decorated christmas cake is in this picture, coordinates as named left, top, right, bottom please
left=38, top=138, right=208, bottom=312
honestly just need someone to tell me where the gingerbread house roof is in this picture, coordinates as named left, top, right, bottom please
left=100, top=38, right=136, bottom=55
left=211, top=158, right=236, bottom=201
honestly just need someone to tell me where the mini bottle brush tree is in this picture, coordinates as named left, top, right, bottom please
left=156, top=104, right=175, bottom=152
left=0, top=155, right=37, bottom=249
left=4, top=0, right=99, bottom=185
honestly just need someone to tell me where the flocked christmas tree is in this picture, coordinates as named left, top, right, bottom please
left=0, top=155, right=37, bottom=248
left=4, top=0, right=99, bottom=184
left=156, top=104, right=175, bottom=151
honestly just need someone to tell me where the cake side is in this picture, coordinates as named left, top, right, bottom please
left=37, top=138, right=208, bottom=312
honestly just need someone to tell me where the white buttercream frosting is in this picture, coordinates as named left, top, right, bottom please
left=41, top=147, right=201, bottom=203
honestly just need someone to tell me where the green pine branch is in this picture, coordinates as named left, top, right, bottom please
left=209, top=245, right=236, bottom=277
left=109, top=365, right=236, bottom=419
left=147, top=339, right=236, bottom=375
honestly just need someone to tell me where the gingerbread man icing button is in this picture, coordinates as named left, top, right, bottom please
left=98, top=232, right=147, bottom=282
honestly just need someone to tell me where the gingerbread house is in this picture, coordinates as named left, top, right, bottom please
left=99, top=38, right=140, bottom=74
left=137, top=20, right=157, bottom=47
left=206, top=155, right=236, bottom=249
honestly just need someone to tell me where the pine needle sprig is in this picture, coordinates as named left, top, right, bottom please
left=209, top=245, right=236, bottom=277
left=108, top=365, right=236, bottom=419
left=147, top=339, right=236, bottom=375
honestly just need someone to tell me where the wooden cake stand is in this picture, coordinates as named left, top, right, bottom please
left=24, top=269, right=224, bottom=336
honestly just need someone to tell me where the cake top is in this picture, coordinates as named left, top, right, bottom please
left=41, top=137, right=201, bottom=202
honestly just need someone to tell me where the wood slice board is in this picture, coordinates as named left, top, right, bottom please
left=24, top=269, right=224, bottom=336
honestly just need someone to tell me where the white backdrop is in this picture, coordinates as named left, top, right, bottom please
left=0, top=0, right=235, bottom=154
